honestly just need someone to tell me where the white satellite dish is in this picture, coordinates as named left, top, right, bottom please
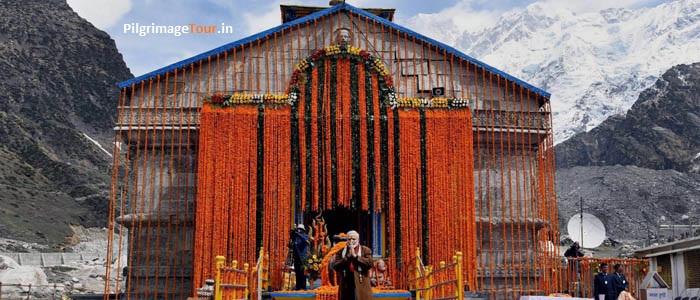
left=567, top=213, right=606, bottom=248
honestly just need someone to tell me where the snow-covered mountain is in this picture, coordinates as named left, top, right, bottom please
left=406, top=0, right=700, bottom=142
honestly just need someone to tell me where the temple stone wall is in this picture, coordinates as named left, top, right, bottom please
left=118, top=141, right=197, bottom=299
left=123, top=12, right=541, bottom=113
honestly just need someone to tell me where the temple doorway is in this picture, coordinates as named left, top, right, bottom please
left=307, top=208, right=381, bottom=256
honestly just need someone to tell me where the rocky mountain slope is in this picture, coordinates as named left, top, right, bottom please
left=0, top=0, right=132, bottom=248
left=555, top=63, right=700, bottom=242
left=407, top=0, right=700, bottom=142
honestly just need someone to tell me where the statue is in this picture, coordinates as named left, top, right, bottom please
left=335, top=28, right=353, bottom=45
left=370, top=259, right=392, bottom=288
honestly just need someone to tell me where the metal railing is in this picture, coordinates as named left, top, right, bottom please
left=250, top=248, right=269, bottom=300
left=115, top=107, right=549, bottom=132
left=213, top=248, right=269, bottom=300
left=410, top=248, right=465, bottom=300
left=472, top=109, right=549, bottom=130
left=116, top=107, right=200, bottom=126
left=214, top=256, right=249, bottom=300
left=561, top=257, right=648, bottom=299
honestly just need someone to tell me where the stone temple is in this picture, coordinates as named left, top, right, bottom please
left=107, top=2, right=560, bottom=299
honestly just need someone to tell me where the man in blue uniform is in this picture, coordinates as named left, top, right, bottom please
left=289, top=224, right=310, bottom=290
left=607, top=264, right=628, bottom=300
left=593, top=262, right=609, bottom=300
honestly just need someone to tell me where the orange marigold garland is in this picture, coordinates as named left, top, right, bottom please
left=196, top=45, right=478, bottom=291
left=311, top=67, right=320, bottom=211
left=371, top=75, right=382, bottom=212
left=357, top=62, right=369, bottom=211
left=397, top=109, right=422, bottom=285
left=263, top=107, right=293, bottom=288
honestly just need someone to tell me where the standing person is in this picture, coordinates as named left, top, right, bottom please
left=564, top=242, right=584, bottom=258
left=289, top=224, right=310, bottom=290
left=333, top=230, right=374, bottom=300
left=607, top=264, right=628, bottom=300
left=594, top=263, right=609, bottom=300
left=564, top=241, right=585, bottom=296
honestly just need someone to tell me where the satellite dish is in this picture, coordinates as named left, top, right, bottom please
left=567, top=213, right=606, bottom=248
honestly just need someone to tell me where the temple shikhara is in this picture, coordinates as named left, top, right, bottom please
left=107, top=2, right=559, bottom=300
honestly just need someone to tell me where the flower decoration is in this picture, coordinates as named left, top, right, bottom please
left=305, top=252, right=324, bottom=281
left=202, top=93, right=290, bottom=107
left=202, top=45, right=471, bottom=111
left=392, top=97, right=473, bottom=109
left=286, top=44, right=398, bottom=109
left=636, top=260, right=649, bottom=277
left=591, top=261, right=601, bottom=275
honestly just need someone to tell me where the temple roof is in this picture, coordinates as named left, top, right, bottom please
left=280, top=4, right=394, bottom=23
left=118, top=3, right=550, bottom=100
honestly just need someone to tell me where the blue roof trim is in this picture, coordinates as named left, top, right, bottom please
left=118, top=3, right=550, bottom=99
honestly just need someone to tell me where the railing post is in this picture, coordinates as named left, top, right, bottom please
left=244, top=263, right=250, bottom=300
left=264, top=252, right=270, bottom=291
left=215, top=256, right=225, bottom=300
left=258, top=247, right=264, bottom=298
left=456, top=252, right=464, bottom=300
left=425, top=266, right=433, bottom=300
left=252, top=267, right=258, bottom=300
left=439, top=261, right=446, bottom=299
left=415, top=247, right=421, bottom=300
left=231, top=260, right=239, bottom=299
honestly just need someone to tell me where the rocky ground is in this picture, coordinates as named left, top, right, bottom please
left=557, top=165, right=700, bottom=243
left=0, top=227, right=125, bottom=299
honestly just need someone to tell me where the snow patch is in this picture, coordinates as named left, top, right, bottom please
left=82, top=133, right=112, bottom=157
left=407, top=0, right=700, bottom=142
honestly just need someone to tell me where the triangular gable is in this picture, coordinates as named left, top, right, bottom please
left=118, top=3, right=550, bottom=100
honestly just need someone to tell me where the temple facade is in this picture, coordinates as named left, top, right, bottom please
left=108, top=3, right=559, bottom=300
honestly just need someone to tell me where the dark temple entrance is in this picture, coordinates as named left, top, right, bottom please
left=308, top=208, right=376, bottom=253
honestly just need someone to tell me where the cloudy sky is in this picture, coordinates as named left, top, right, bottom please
left=66, top=0, right=671, bottom=78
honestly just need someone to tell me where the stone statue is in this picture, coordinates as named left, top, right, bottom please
left=335, top=28, right=352, bottom=45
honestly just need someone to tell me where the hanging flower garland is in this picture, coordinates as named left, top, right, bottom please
left=394, top=97, right=472, bottom=109
left=200, top=45, right=474, bottom=111
left=636, top=260, right=649, bottom=277
left=202, top=93, right=290, bottom=107
left=288, top=45, right=397, bottom=109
